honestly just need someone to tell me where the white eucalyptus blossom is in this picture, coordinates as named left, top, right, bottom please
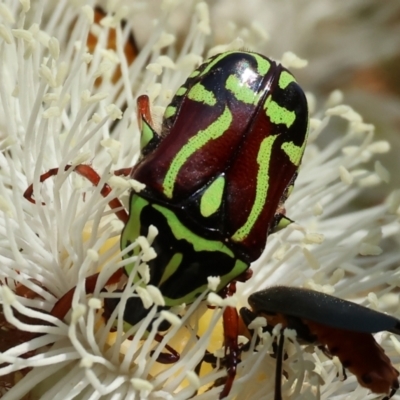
left=0, top=1, right=400, bottom=400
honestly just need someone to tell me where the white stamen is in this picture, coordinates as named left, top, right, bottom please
left=136, top=287, right=153, bottom=309
left=375, top=161, right=390, bottom=183
left=281, top=52, right=308, bottom=69
left=129, top=179, right=146, bottom=192
left=71, top=304, right=87, bottom=323
left=359, top=243, right=383, bottom=256
left=196, top=2, right=211, bottom=35
left=0, top=4, right=14, bottom=23
left=186, top=370, right=201, bottom=389
left=326, top=90, right=343, bottom=107
left=207, top=276, right=221, bottom=291
left=207, top=292, right=223, bottom=306
left=71, top=151, right=92, bottom=165
left=368, top=140, right=390, bottom=153
left=88, top=298, right=102, bottom=309
left=101, top=138, right=121, bottom=164
left=153, top=32, right=175, bottom=51
left=0, top=24, right=13, bottom=44
left=313, top=202, right=323, bottom=216
left=147, top=285, right=165, bottom=306
left=48, top=37, right=60, bottom=59
left=146, top=63, right=163, bottom=75
left=137, top=263, right=150, bottom=284
left=303, top=248, right=320, bottom=270
left=303, top=232, right=325, bottom=244
left=87, top=248, right=99, bottom=262
left=147, top=225, right=158, bottom=244
left=130, top=378, right=154, bottom=392
left=160, top=310, right=181, bottom=326
left=12, top=29, right=33, bottom=42
left=81, top=5, right=94, bottom=23
left=248, top=316, right=266, bottom=330
left=339, top=165, right=353, bottom=185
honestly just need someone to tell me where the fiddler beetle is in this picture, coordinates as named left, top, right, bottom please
left=25, top=51, right=309, bottom=395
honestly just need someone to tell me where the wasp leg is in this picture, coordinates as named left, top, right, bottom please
left=274, top=332, right=285, bottom=400
left=151, top=333, right=180, bottom=364
left=218, top=305, right=240, bottom=399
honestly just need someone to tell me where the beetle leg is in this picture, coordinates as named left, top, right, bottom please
left=113, top=167, right=134, bottom=177
left=137, top=95, right=162, bottom=155
left=137, top=94, right=154, bottom=128
left=219, top=305, right=240, bottom=399
left=233, top=268, right=253, bottom=283
left=52, top=272, right=181, bottom=365
left=269, top=213, right=293, bottom=235
left=50, top=268, right=124, bottom=320
left=102, top=293, right=182, bottom=365
left=24, top=166, right=72, bottom=205
left=24, top=164, right=129, bottom=224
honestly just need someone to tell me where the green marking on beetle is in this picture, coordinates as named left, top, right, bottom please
left=270, top=215, right=293, bottom=234
left=176, top=87, right=187, bottom=96
left=281, top=140, right=305, bottom=166
left=225, top=75, right=257, bottom=104
left=163, top=106, right=233, bottom=198
left=200, top=176, right=225, bottom=217
left=279, top=71, right=296, bottom=89
left=282, top=117, right=309, bottom=165
left=164, top=105, right=177, bottom=119
left=122, top=195, right=147, bottom=275
left=286, top=184, right=294, bottom=198
left=217, top=258, right=249, bottom=292
left=189, top=70, right=200, bottom=78
left=264, top=95, right=296, bottom=128
left=153, top=203, right=234, bottom=257
left=200, top=51, right=236, bottom=76
left=253, top=53, right=271, bottom=76
left=188, top=82, right=217, bottom=106
left=159, top=253, right=183, bottom=285
left=232, top=135, right=278, bottom=242
left=140, top=119, right=155, bottom=151
left=163, top=258, right=248, bottom=307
